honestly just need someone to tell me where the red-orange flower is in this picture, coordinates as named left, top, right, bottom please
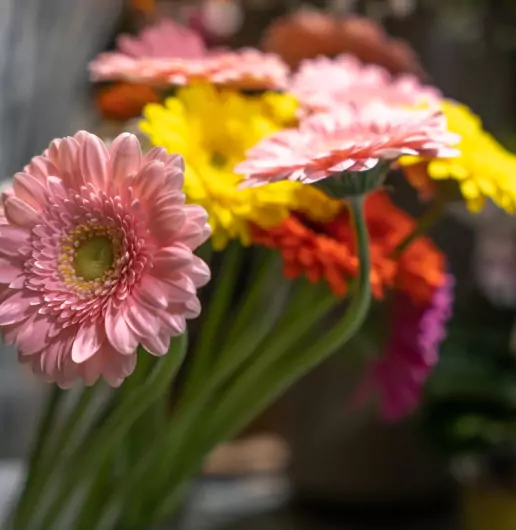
left=132, top=0, right=155, bottom=13
left=251, top=191, right=445, bottom=303
left=261, top=10, right=426, bottom=77
left=95, top=83, right=160, bottom=122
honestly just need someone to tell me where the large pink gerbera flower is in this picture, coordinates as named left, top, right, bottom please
left=0, top=132, right=211, bottom=388
left=89, top=19, right=289, bottom=91
left=291, top=54, right=441, bottom=114
left=236, top=103, right=459, bottom=188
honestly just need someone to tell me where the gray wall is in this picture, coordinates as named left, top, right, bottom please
left=0, top=0, right=124, bottom=458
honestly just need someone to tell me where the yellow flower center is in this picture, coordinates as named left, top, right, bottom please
left=74, top=235, right=115, bottom=281
left=210, top=151, right=229, bottom=169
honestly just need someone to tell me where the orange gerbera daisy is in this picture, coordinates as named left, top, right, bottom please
left=96, top=83, right=160, bottom=122
left=251, top=191, right=445, bottom=303
left=132, top=0, right=155, bottom=13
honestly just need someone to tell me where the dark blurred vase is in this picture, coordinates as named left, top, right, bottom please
left=287, top=347, right=452, bottom=509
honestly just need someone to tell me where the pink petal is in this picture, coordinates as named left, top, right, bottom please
left=102, top=344, right=137, bottom=387
left=81, top=351, right=103, bottom=386
left=5, top=196, right=40, bottom=227
left=105, top=302, right=138, bottom=355
left=150, top=207, right=186, bottom=239
left=0, top=257, right=23, bottom=283
left=109, top=133, right=142, bottom=191
left=124, top=301, right=160, bottom=337
left=25, top=156, right=58, bottom=185
left=137, top=277, right=168, bottom=309
left=152, top=244, right=193, bottom=273
left=185, top=297, right=201, bottom=318
left=72, top=321, right=104, bottom=363
left=159, top=310, right=187, bottom=334
left=13, top=172, right=48, bottom=211
left=0, top=290, right=36, bottom=325
left=143, top=146, right=168, bottom=164
left=16, top=314, right=49, bottom=355
left=46, top=176, right=67, bottom=199
left=189, top=256, right=211, bottom=288
left=0, top=225, right=29, bottom=257
left=164, top=166, right=184, bottom=189
left=79, top=133, right=109, bottom=191
left=177, top=205, right=210, bottom=249
left=160, top=274, right=197, bottom=301
left=132, top=160, right=166, bottom=203
left=54, top=137, right=81, bottom=189
left=139, top=328, right=170, bottom=356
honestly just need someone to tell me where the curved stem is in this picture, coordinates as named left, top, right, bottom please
left=150, top=194, right=372, bottom=523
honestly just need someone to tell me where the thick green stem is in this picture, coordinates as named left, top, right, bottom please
left=104, top=280, right=334, bottom=527
left=10, top=386, right=62, bottom=530
left=150, top=195, right=372, bottom=523
left=37, top=335, right=188, bottom=530
left=182, top=243, right=242, bottom=403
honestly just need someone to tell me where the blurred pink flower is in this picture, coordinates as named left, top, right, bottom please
left=118, top=18, right=206, bottom=59
left=206, top=48, right=290, bottom=90
left=0, top=132, right=211, bottom=388
left=291, top=55, right=441, bottom=114
left=354, top=275, right=454, bottom=422
left=90, top=19, right=289, bottom=90
left=236, top=104, right=459, bottom=187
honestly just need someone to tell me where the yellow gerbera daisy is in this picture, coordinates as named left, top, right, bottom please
left=400, top=100, right=516, bottom=213
left=140, top=84, right=340, bottom=249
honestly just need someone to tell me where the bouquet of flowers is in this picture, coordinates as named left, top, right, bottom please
left=4, top=9, right=516, bottom=530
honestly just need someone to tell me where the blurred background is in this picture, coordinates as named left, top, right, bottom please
left=3, top=0, right=516, bottom=529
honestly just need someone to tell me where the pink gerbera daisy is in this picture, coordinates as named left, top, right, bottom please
left=236, top=103, right=459, bottom=188
left=291, top=54, right=441, bottom=114
left=118, top=18, right=206, bottom=60
left=0, top=132, right=211, bottom=388
left=89, top=19, right=289, bottom=91
left=353, top=275, right=454, bottom=421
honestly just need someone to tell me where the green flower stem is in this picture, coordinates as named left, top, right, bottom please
left=37, top=335, right=188, bottom=530
left=10, top=386, right=62, bottom=530
left=220, top=250, right=280, bottom=352
left=150, top=195, right=372, bottom=524
left=126, top=278, right=314, bottom=511
left=394, top=198, right=445, bottom=256
left=203, top=195, right=371, bottom=448
left=73, top=353, right=159, bottom=530
left=104, top=279, right=336, bottom=528
left=73, top=460, right=114, bottom=530
left=181, top=243, right=243, bottom=403
left=12, top=385, right=99, bottom=530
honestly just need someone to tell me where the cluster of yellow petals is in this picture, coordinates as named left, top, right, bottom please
left=400, top=100, right=516, bottom=213
left=140, top=84, right=341, bottom=249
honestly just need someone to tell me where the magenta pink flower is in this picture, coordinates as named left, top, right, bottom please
left=353, top=275, right=454, bottom=421
left=291, top=54, right=441, bottom=114
left=0, top=132, right=211, bottom=388
left=236, top=103, right=459, bottom=187
left=89, top=19, right=289, bottom=90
